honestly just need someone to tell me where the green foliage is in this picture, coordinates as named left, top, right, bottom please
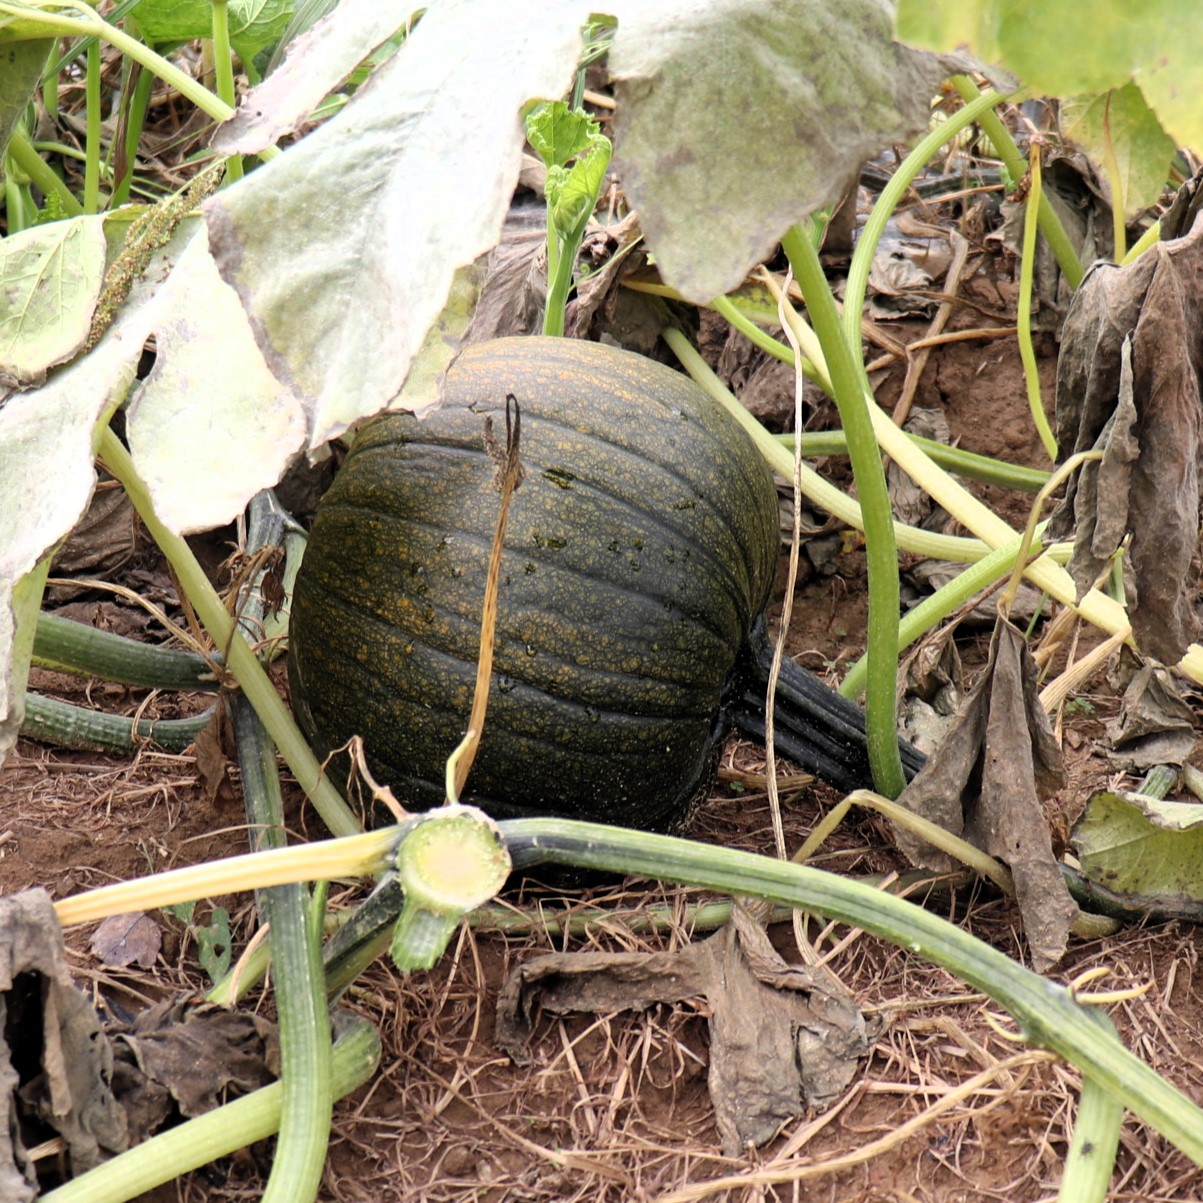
left=524, top=99, right=612, bottom=336
left=132, top=0, right=295, bottom=58
left=546, top=133, right=611, bottom=234
left=896, top=0, right=1203, bottom=153
left=524, top=100, right=598, bottom=168
left=0, top=40, right=50, bottom=168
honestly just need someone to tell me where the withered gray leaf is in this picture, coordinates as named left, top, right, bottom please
left=462, top=202, right=546, bottom=346
left=564, top=219, right=646, bottom=344
left=0, top=890, right=127, bottom=1196
left=1105, top=664, right=1198, bottom=770
left=1082, top=336, right=1140, bottom=560
left=496, top=904, right=868, bottom=1155
left=111, top=997, right=278, bottom=1143
left=1161, top=165, right=1203, bottom=242
left=893, top=620, right=1079, bottom=970
left=1050, top=217, right=1203, bottom=663
left=90, top=912, right=162, bottom=969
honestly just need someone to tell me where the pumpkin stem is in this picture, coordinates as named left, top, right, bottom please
left=729, top=619, right=925, bottom=794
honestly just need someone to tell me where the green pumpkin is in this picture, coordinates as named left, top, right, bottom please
left=290, top=336, right=781, bottom=830
left=290, top=336, right=923, bottom=830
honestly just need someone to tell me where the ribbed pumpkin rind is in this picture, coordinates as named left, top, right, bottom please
left=290, top=337, right=779, bottom=829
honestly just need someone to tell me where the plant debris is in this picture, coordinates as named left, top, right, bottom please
left=90, top=911, right=162, bottom=970
left=496, top=902, right=870, bottom=1155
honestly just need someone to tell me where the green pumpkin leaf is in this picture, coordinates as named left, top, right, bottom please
left=546, top=130, right=612, bottom=239
left=896, top=0, right=1203, bottom=156
left=195, top=906, right=233, bottom=984
left=1061, top=85, right=1177, bottom=218
left=133, top=0, right=295, bottom=56
left=0, top=40, right=51, bottom=171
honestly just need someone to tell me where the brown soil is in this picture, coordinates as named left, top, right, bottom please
left=9, top=285, right=1203, bottom=1203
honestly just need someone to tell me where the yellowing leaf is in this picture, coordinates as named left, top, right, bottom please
left=1072, top=790, right=1203, bottom=911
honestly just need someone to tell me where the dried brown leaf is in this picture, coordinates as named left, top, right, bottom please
left=193, top=703, right=232, bottom=803
left=1050, top=216, right=1203, bottom=663
left=1105, top=664, right=1198, bottom=769
left=90, top=912, right=162, bottom=969
left=111, top=998, right=278, bottom=1142
left=894, top=620, right=1078, bottom=970
left=496, top=904, right=868, bottom=1155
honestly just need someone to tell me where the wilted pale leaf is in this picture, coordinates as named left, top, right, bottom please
left=0, top=340, right=137, bottom=762
left=609, top=0, right=951, bottom=301
left=0, top=217, right=107, bottom=387
left=205, top=0, right=593, bottom=448
left=0, top=223, right=193, bottom=774
left=1061, top=85, right=1177, bottom=217
left=213, top=0, right=418, bottom=155
left=0, top=564, right=48, bottom=778
left=896, top=0, right=1203, bottom=153
left=389, top=261, right=483, bottom=413
left=127, top=229, right=307, bottom=534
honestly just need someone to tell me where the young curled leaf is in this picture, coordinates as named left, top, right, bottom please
left=524, top=99, right=596, bottom=169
